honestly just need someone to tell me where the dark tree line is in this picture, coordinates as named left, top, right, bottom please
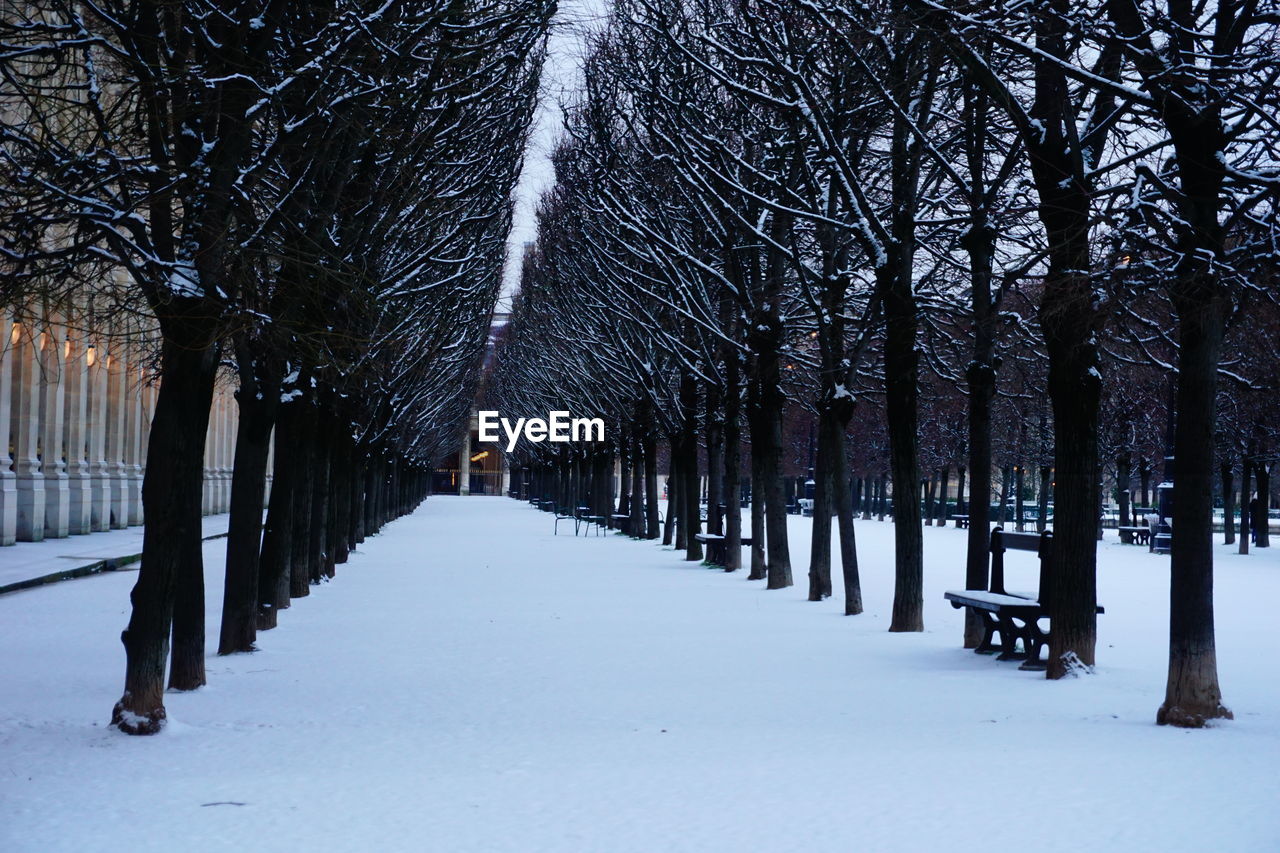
left=492, top=0, right=1278, bottom=727
left=1, top=0, right=553, bottom=733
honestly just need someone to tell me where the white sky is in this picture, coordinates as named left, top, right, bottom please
left=499, top=0, right=609, bottom=311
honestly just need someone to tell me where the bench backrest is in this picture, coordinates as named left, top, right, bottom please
left=988, top=527, right=1053, bottom=606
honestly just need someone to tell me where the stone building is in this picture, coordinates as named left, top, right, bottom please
left=432, top=312, right=510, bottom=496
left=0, top=311, right=242, bottom=545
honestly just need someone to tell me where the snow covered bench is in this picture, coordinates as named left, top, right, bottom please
left=694, top=533, right=754, bottom=567
left=945, top=528, right=1103, bottom=671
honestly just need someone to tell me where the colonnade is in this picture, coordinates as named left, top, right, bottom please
left=0, top=313, right=243, bottom=546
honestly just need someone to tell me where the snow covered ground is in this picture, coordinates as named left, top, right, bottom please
left=2, top=496, right=1277, bottom=853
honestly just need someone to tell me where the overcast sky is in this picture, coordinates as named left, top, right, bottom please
left=499, top=0, right=608, bottom=311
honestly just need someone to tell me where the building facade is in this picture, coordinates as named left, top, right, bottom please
left=0, top=312, right=243, bottom=546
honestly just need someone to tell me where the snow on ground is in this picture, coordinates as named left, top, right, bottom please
left=1, top=496, right=1277, bottom=853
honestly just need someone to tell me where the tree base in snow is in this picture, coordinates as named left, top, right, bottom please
left=1157, top=702, right=1233, bottom=729
left=111, top=700, right=166, bottom=735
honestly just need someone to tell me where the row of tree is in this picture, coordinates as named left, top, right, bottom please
left=491, top=0, right=1278, bottom=727
left=1, top=0, right=554, bottom=733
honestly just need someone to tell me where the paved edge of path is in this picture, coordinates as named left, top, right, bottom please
left=0, top=528, right=232, bottom=597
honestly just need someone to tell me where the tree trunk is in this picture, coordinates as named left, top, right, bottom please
left=680, top=372, right=702, bottom=561
left=218, top=362, right=277, bottom=655
left=1038, top=466, right=1052, bottom=534
left=755, top=401, right=790, bottom=588
left=884, top=266, right=923, bottom=630
left=746, top=309, right=791, bottom=587
left=1239, top=459, right=1251, bottom=555
left=644, top=433, right=660, bottom=540
left=1043, top=289, right=1102, bottom=679
left=749, top=448, right=767, bottom=580
left=1221, top=463, right=1235, bottom=546
left=631, top=431, right=646, bottom=539
left=112, top=338, right=219, bottom=733
left=924, top=476, right=936, bottom=526
left=706, top=383, right=724, bottom=536
left=1118, top=453, right=1132, bottom=527
left=310, top=425, right=332, bottom=580
left=877, top=472, right=887, bottom=522
left=664, top=451, right=678, bottom=545
left=831, top=403, right=862, bottom=614
left=723, top=358, right=742, bottom=572
left=617, top=437, right=631, bottom=519
left=993, top=467, right=1005, bottom=524
left=168, top=502, right=208, bottom=692
left=808, top=403, right=836, bottom=601
left=937, top=465, right=950, bottom=526
left=1158, top=269, right=1231, bottom=725
left=1014, top=463, right=1026, bottom=532
left=964, top=345, right=996, bottom=649
left=1254, top=462, right=1270, bottom=548
left=290, top=402, right=317, bottom=597
left=258, top=401, right=297, bottom=630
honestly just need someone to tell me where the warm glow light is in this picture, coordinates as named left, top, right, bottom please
left=470, top=450, right=489, bottom=463
left=10, top=323, right=20, bottom=345
left=86, top=344, right=96, bottom=367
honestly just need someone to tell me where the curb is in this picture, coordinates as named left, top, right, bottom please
left=0, top=530, right=231, bottom=597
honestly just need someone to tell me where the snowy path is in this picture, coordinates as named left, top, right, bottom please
left=2, top=496, right=1277, bottom=852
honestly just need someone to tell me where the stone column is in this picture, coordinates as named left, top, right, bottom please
left=86, top=340, right=111, bottom=532
left=39, top=318, right=69, bottom=538
left=227, top=389, right=238, bottom=511
left=500, top=452, right=510, bottom=496
left=63, top=328, right=92, bottom=535
left=202, top=394, right=216, bottom=515
left=213, top=390, right=226, bottom=513
left=135, top=377, right=155, bottom=526
left=105, top=351, right=128, bottom=528
left=0, top=317, right=18, bottom=545
left=125, top=362, right=144, bottom=525
left=218, top=389, right=233, bottom=512
left=12, top=322, right=46, bottom=541
left=458, top=429, right=472, bottom=496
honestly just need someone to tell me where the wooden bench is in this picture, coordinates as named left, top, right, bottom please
left=1117, top=525, right=1151, bottom=546
left=945, top=528, right=1104, bottom=671
left=694, top=533, right=754, bottom=567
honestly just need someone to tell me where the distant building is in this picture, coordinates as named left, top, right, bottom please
left=432, top=312, right=510, bottom=496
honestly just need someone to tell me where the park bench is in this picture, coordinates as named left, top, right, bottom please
left=694, top=533, right=754, bottom=567
left=944, top=528, right=1104, bottom=671
left=1117, top=525, right=1151, bottom=546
